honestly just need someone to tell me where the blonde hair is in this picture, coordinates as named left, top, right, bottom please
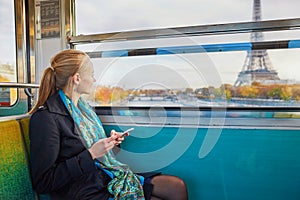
left=29, top=49, right=90, bottom=114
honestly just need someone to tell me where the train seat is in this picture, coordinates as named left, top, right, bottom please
left=19, top=116, right=50, bottom=200
left=0, top=118, right=35, bottom=200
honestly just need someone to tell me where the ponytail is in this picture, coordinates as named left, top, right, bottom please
left=29, top=67, right=56, bottom=114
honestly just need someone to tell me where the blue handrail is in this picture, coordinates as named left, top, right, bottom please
left=87, top=39, right=300, bottom=58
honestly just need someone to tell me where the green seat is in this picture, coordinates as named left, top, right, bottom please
left=19, top=117, right=31, bottom=156
left=0, top=119, right=35, bottom=200
left=19, top=117, right=51, bottom=200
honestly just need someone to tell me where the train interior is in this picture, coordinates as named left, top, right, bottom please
left=1, top=0, right=300, bottom=199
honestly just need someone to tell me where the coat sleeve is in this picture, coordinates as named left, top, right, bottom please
left=29, top=109, right=96, bottom=194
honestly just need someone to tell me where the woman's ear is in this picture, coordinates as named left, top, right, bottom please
left=72, top=73, right=80, bottom=85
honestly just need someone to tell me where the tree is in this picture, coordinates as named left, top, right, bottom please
left=94, top=86, right=112, bottom=105
left=267, top=87, right=281, bottom=99
left=237, top=85, right=258, bottom=98
left=280, top=85, right=292, bottom=100
left=0, top=74, right=9, bottom=82
left=292, top=84, right=300, bottom=101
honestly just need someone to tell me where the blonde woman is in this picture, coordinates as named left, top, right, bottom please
left=29, top=49, right=188, bottom=200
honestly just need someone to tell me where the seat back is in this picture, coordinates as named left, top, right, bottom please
left=18, top=117, right=51, bottom=200
left=0, top=119, right=35, bottom=199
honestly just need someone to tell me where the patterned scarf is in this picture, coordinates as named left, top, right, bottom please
left=59, top=90, right=144, bottom=199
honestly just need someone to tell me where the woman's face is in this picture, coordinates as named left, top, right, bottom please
left=77, top=60, right=96, bottom=95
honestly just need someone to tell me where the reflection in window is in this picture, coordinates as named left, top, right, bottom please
left=0, top=1, right=17, bottom=106
left=76, top=0, right=300, bottom=107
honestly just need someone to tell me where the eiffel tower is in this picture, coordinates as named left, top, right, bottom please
left=234, top=0, right=280, bottom=86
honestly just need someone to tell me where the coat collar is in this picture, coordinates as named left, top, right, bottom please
left=46, top=92, right=70, bottom=116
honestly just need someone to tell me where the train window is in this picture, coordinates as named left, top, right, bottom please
left=75, top=0, right=300, bottom=107
left=75, top=0, right=300, bottom=35
left=0, top=1, right=17, bottom=107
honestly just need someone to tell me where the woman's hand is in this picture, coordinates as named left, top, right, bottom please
left=88, top=130, right=126, bottom=159
left=110, top=129, right=125, bottom=145
left=88, top=136, right=117, bottom=159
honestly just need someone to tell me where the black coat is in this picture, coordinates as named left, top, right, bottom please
left=29, top=92, right=112, bottom=200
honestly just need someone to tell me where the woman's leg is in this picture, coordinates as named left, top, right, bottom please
left=150, top=175, right=188, bottom=200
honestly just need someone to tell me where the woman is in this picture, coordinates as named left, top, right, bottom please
left=29, top=49, right=188, bottom=200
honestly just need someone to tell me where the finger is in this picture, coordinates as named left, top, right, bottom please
left=116, top=140, right=123, bottom=145
left=113, top=132, right=120, bottom=137
left=107, top=135, right=117, bottom=141
left=113, top=132, right=121, bottom=138
left=102, top=140, right=114, bottom=151
left=116, top=137, right=124, bottom=142
left=107, top=140, right=116, bottom=148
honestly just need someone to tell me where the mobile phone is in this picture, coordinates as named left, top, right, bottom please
left=120, top=128, right=134, bottom=137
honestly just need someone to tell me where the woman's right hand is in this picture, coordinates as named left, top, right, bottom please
left=88, top=136, right=118, bottom=159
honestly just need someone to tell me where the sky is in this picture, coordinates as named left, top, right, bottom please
left=1, top=0, right=300, bottom=89
left=75, top=0, right=300, bottom=34
left=74, top=0, right=300, bottom=89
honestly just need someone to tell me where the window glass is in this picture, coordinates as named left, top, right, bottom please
left=76, top=0, right=300, bottom=34
left=76, top=0, right=300, bottom=107
left=0, top=1, right=17, bottom=106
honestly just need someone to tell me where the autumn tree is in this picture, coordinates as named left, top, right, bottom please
left=0, top=74, right=9, bottom=82
left=111, top=87, right=128, bottom=102
left=94, top=86, right=112, bottom=105
left=292, top=84, right=300, bottom=101
left=220, top=84, right=234, bottom=100
left=280, top=85, right=292, bottom=100
left=236, top=85, right=258, bottom=98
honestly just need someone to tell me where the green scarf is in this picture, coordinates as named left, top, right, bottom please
left=59, top=90, right=144, bottom=199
